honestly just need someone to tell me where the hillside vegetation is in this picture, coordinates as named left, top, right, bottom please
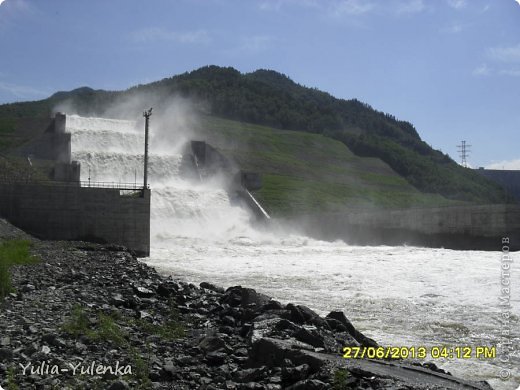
left=193, top=116, right=461, bottom=215
left=0, top=65, right=507, bottom=207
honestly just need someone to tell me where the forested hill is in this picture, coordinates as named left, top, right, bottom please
left=0, top=65, right=507, bottom=203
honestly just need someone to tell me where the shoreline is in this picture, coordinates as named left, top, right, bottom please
left=0, top=220, right=494, bottom=389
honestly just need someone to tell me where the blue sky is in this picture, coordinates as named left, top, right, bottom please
left=0, top=0, right=519, bottom=168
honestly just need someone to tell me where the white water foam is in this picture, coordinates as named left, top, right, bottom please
left=67, top=114, right=519, bottom=390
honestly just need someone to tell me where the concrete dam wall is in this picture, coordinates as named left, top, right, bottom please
left=475, top=168, right=520, bottom=202
left=0, top=113, right=151, bottom=256
left=290, top=204, right=520, bottom=251
left=0, top=182, right=150, bottom=256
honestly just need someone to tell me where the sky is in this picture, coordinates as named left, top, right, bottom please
left=0, top=0, right=519, bottom=169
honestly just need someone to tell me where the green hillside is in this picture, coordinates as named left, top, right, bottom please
left=194, top=116, right=461, bottom=215
left=0, top=65, right=508, bottom=210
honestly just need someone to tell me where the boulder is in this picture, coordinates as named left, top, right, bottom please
left=285, top=379, right=328, bottom=389
left=326, top=311, right=378, bottom=348
left=200, top=282, right=225, bottom=294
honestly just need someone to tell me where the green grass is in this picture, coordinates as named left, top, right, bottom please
left=7, top=366, right=19, bottom=390
left=0, top=239, right=38, bottom=298
left=129, top=346, right=153, bottom=389
left=333, top=369, right=354, bottom=389
left=134, top=316, right=184, bottom=340
left=0, top=117, right=17, bottom=134
left=0, top=155, right=52, bottom=182
left=62, top=304, right=183, bottom=387
left=193, top=115, right=464, bottom=216
left=63, top=304, right=185, bottom=345
left=61, top=304, right=90, bottom=335
left=62, top=305, right=128, bottom=346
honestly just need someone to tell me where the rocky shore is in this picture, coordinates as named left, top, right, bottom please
left=0, top=219, right=493, bottom=389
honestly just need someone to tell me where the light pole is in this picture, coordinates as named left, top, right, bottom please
left=143, top=108, right=152, bottom=189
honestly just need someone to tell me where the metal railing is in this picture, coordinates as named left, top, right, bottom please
left=79, top=180, right=147, bottom=190
left=0, top=178, right=147, bottom=191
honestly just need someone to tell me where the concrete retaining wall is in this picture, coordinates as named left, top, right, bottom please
left=0, top=183, right=150, bottom=256
left=15, top=115, right=71, bottom=164
left=288, top=204, right=520, bottom=251
left=475, top=169, right=520, bottom=202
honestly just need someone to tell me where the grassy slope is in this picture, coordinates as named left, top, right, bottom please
left=194, top=116, right=462, bottom=216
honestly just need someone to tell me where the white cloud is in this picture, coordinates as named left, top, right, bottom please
left=258, top=0, right=433, bottom=18
left=258, top=1, right=282, bottom=11
left=258, top=0, right=319, bottom=11
left=499, top=68, right=520, bottom=76
left=0, top=81, right=48, bottom=99
left=331, top=0, right=375, bottom=16
left=238, top=35, right=274, bottom=53
left=132, top=28, right=210, bottom=45
left=514, top=0, right=520, bottom=6
left=446, top=0, right=467, bottom=9
left=440, top=23, right=463, bottom=34
left=396, top=0, right=426, bottom=14
left=487, top=159, right=520, bottom=170
left=488, top=43, right=520, bottom=63
left=0, top=0, right=31, bottom=12
left=472, top=64, right=491, bottom=76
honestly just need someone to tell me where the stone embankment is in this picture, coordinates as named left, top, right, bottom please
left=0, top=219, right=493, bottom=389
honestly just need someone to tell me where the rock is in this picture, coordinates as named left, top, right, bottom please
left=0, top=337, right=10, bottom=347
left=200, top=282, right=225, bottom=294
left=233, top=366, right=268, bottom=383
left=282, top=364, right=310, bottom=385
left=324, top=318, right=347, bottom=332
left=240, top=323, right=253, bottom=338
left=222, top=315, right=235, bottom=326
left=133, top=286, right=155, bottom=298
left=263, top=300, right=284, bottom=310
left=157, top=283, right=174, bottom=297
left=325, top=311, right=355, bottom=333
left=221, top=286, right=243, bottom=307
left=0, top=348, right=13, bottom=360
left=160, top=360, right=179, bottom=380
left=110, top=293, right=126, bottom=306
left=198, top=335, right=230, bottom=353
left=137, top=310, right=152, bottom=320
left=27, top=325, right=38, bottom=334
left=206, top=351, right=228, bottom=366
left=286, top=304, right=306, bottom=323
left=275, top=319, right=299, bottom=332
left=326, top=311, right=378, bottom=348
left=294, top=327, right=325, bottom=348
left=22, top=283, right=36, bottom=292
left=238, top=382, right=265, bottom=390
left=241, top=288, right=271, bottom=307
left=41, top=333, right=57, bottom=345
left=250, top=338, right=328, bottom=373
left=285, top=379, right=328, bottom=389
left=286, top=304, right=321, bottom=325
left=108, top=380, right=130, bottom=390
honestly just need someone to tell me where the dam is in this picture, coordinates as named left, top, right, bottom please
left=0, top=114, right=151, bottom=256
left=1, top=113, right=519, bottom=253
left=294, top=203, right=520, bottom=251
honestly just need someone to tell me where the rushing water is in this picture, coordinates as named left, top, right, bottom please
left=67, top=114, right=520, bottom=390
